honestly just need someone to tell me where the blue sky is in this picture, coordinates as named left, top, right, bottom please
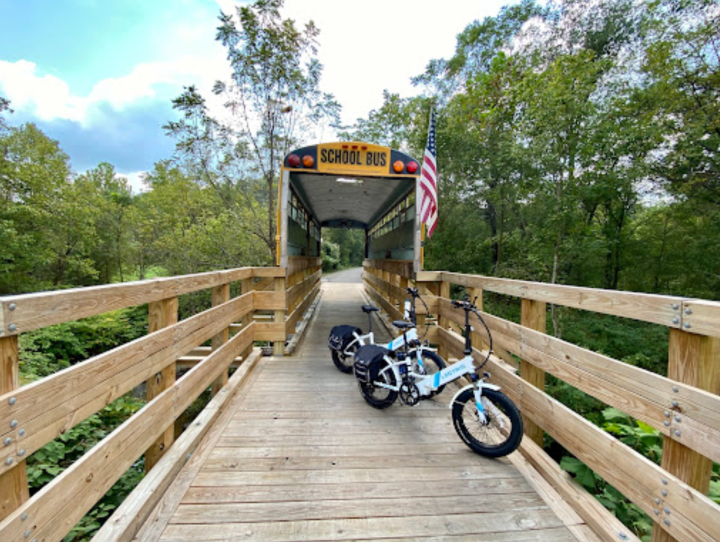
left=0, top=0, right=513, bottom=191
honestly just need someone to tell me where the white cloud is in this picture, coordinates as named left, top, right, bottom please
left=117, top=170, right=149, bottom=195
left=0, top=53, right=229, bottom=127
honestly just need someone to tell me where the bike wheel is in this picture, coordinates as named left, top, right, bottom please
left=331, top=342, right=358, bottom=374
left=412, top=350, right=446, bottom=397
left=451, top=388, right=523, bottom=458
left=358, top=361, right=398, bottom=409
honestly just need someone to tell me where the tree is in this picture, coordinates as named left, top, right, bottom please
left=75, top=163, right=134, bottom=283
left=639, top=0, right=720, bottom=204
left=166, top=0, right=339, bottom=262
left=0, top=124, right=98, bottom=292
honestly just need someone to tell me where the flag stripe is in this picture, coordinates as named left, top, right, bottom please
left=419, top=109, right=438, bottom=238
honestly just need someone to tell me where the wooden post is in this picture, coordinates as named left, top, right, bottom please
left=210, top=283, right=230, bottom=396
left=652, top=329, right=720, bottom=542
left=438, top=281, right=451, bottom=361
left=399, top=276, right=409, bottom=318
left=521, top=298, right=546, bottom=447
left=0, top=335, right=29, bottom=521
left=240, top=278, right=254, bottom=362
left=273, top=276, right=286, bottom=356
left=145, top=296, right=178, bottom=473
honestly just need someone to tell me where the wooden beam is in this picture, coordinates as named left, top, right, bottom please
left=240, top=278, right=254, bottom=362
left=517, top=438, right=638, bottom=542
left=0, top=294, right=255, bottom=477
left=440, top=272, right=685, bottom=330
left=438, top=281, right=450, bottom=361
left=439, top=326, right=720, bottom=542
left=210, top=284, right=230, bottom=396
left=273, top=277, right=286, bottom=356
left=145, top=297, right=179, bottom=473
left=0, top=325, right=255, bottom=542
left=0, top=268, right=278, bottom=335
left=0, top=336, right=28, bottom=521
left=521, top=298, right=547, bottom=446
left=435, top=297, right=720, bottom=464
left=652, top=329, right=720, bottom=542
left=92, top=349, right=262, bottom=542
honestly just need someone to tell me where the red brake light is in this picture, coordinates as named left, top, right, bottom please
left=288, top=154, right=300, bottom=167
left=406, top=161, right=418, bottom=174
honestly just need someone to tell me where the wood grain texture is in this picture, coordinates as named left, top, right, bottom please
left=436, top=298, right=720, bottom=464
left=653, top=329, right=720, bottom=542
left=146, top=297, right=179, bottom=472
left=0, top=293, right=254, bottom=479
left=0, top=335, right=28, bottom=521
left=0, top=267, right=281, bottom=335
left=141, top=276, right=579, bottom=542
left=521, top=298, right=547, bottom=446
left=438, top=327, right=720, bottom=542
left=93, top=349, right=262, bottom=542
left=0, top=325, right=255, bottom=542
left=210, top=284, right=231, bottom=395
left=441, top=272, right=684, bottom=329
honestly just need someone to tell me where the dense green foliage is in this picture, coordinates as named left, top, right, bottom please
left=339, top=1, right=719, bottom=538
left=2, top=0, right=719, bottom=539
left=321, top=228, right=365, bottom=272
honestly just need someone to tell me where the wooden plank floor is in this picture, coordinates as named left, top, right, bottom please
left=145, top=269, right=581, bottom=542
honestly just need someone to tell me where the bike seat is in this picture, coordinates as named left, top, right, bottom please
left=362, top=305, right=380, bottom=313
left=392, top=320, right=416, bottom=330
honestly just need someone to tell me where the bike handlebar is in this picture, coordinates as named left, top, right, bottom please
left=405, top=287, right=419, bottom=297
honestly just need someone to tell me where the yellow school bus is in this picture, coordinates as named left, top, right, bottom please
left=276, top=141, right=424, bottom=271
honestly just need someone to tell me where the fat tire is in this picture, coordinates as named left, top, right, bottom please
left=331, top=343, right=357, bottom=374
left=358, top=361, right=398, bottom=409
left=452, top=388, right=523, bottom=458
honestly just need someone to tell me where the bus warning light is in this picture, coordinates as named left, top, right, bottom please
left=288, top=154, right=300, bottom=167
left=302, top=155, right=315, bottom=168
left=406, top=161, right=418, bottom=174
left=393, top=160, right=405, bottom=173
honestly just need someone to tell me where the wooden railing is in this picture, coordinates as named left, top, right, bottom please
left=0, top=266, right=287, bottom=541
left=363, top=261, right=720, bottom=542
left=285, top=256, right=322, bottom=345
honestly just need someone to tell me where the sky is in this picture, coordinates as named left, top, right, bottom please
left=0, top=0, right=515, bottom=192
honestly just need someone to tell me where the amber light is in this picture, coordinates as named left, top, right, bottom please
left=393, top=160, right=405, bottom=173
left=288, top=154, right=300, bottom=167
left=302, top=155, right=315, bottom=168
left=406, top=161, right=418, bottom=174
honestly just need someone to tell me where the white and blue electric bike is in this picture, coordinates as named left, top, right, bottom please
left=328, top=288, right=446, bottom=395
left=353, top=296, right=523, bottom=458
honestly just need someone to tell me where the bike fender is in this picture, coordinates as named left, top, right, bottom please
left=448, top=382, right=502, bottom=409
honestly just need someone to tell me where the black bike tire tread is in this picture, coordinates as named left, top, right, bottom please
left=358, top=362, right=398, bottom=409
left=451, top=388, right=523, bottom=458
left=331, top=349, right=354, bottom=374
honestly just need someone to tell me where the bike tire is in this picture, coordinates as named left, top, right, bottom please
left=451, top=388, right=523, bottom=458
left=413, top=350, right=447, bottom=397
left=331, top=343, right=358, bottom=374
left=358, top=361, right=398, bottom=409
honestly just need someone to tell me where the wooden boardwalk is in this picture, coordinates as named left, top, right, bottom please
left=137, top=269, right=582, bottom=542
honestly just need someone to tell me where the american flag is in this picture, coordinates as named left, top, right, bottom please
left=419, top=109, right=438, bottom=237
